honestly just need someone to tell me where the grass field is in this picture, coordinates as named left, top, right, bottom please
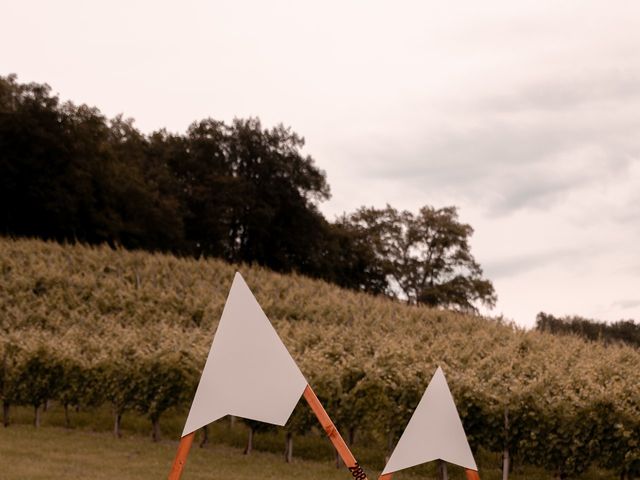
left=0, top=421, right=617, bottom=479
left=0, top=424, right=354, bottom=480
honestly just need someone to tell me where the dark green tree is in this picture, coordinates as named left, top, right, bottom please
left=0, top=75, right=182, bottom=251
left=315, top=222, right=389, bottom=295
left=223, top=118, right=330, bottom=271
left=536, top=312, right=639, bottom=349
left=242, top=418, right=275, bottom=455
left=134, top=352, right=194, bottom=441
left=0, top=74, right=83, bottom=239
left=15, top=347, right=63, bottom=428
left=340, top=205, right=496, bottom=311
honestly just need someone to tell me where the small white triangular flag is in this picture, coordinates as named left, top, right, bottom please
left=382, top=367, right=477, bottom=474
left=181, top=272, right=307, bottom=436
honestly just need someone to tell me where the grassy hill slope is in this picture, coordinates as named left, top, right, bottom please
left=1, top=237, right=639, bottom=477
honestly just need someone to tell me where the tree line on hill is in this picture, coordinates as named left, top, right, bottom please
left=536, top=312, right=640, bottom=349
left=0, top=74, right=495, bottom=311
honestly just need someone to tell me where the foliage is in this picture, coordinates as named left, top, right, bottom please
left=15, top=345, right=63, bottom=412
left=1, top=74, right=500, bottom=303
left=537, top=312, right=640, bottom=349
left=0, top=74, right=386, bottom=294
left=339, top=205, right=496, bottom=311
left=0, top=238, right=639, bottom=477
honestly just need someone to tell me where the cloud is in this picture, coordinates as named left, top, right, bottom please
left=612, top=299, right=640, bottom=310
left=359, top=122, right=637, bottom=216
left=612, top=190, right=640, bottom=228
left=484, top=247, right=594, bottom=279
left=477, top=70, right=640, bottom=112
left=348, top=70, right=640, bottom=218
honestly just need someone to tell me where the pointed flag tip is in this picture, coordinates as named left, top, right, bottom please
left=381, top=366, right=478, bottom=474
left=231, top=271, right=248, bottom=289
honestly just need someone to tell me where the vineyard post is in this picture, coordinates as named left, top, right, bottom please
left=168, top=431, right=195, bottom=480
left=378, top=468, right=480, bottom=480
left=303, top=384, right=369, bottom=480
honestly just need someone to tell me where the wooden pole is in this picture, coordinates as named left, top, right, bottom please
left=168, top=431, right=195, bottom=480
left=303, top=384, right=369, bottom=480
left=465, top=469, right=481, bottom=480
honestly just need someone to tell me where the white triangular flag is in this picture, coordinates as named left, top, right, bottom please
left=181, top=272, right=307, bottom=436
left=382, top=367, right=477, bottom=474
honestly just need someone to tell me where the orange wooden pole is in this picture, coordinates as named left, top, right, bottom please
left=378, top=474, right=393, bottom=480
left=465, top=469, right=481, bottom=480
left=303, top=384, right=369, bottom=479
left=168, top=431, right=195, bottom=480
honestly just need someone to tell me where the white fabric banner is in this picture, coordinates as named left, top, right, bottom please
left=182, top=272, right=307, bottom=436
left=382, top=367, right=478, bottom=474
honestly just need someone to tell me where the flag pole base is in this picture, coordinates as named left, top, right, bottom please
left=465, top=469, right=481, bottom=480
left=168, top=431, right=195, bottom=480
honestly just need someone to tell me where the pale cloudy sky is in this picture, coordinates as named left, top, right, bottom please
left=3, top=1, right=639, bottom=327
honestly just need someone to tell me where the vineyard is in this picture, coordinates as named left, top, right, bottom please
left=1, top=238, right=639, bottom=478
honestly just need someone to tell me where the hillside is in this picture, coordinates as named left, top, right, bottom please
left=1, top=237, right=639, bottom=478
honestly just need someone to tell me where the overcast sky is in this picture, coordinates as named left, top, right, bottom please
left=3, top=1, right=639, bottom=327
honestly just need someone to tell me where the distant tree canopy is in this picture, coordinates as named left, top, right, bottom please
left=536, top=312, right=640, bottom=349
left=0, top=75, right=183, bottom=251
left=338, top=205, right=496, bottom=312
left=0, top=74, right=495, bottom=310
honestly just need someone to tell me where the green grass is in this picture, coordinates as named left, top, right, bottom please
left=0, top=424, right=353, bottom=480
left=0, top=418, right=617, bottom=479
